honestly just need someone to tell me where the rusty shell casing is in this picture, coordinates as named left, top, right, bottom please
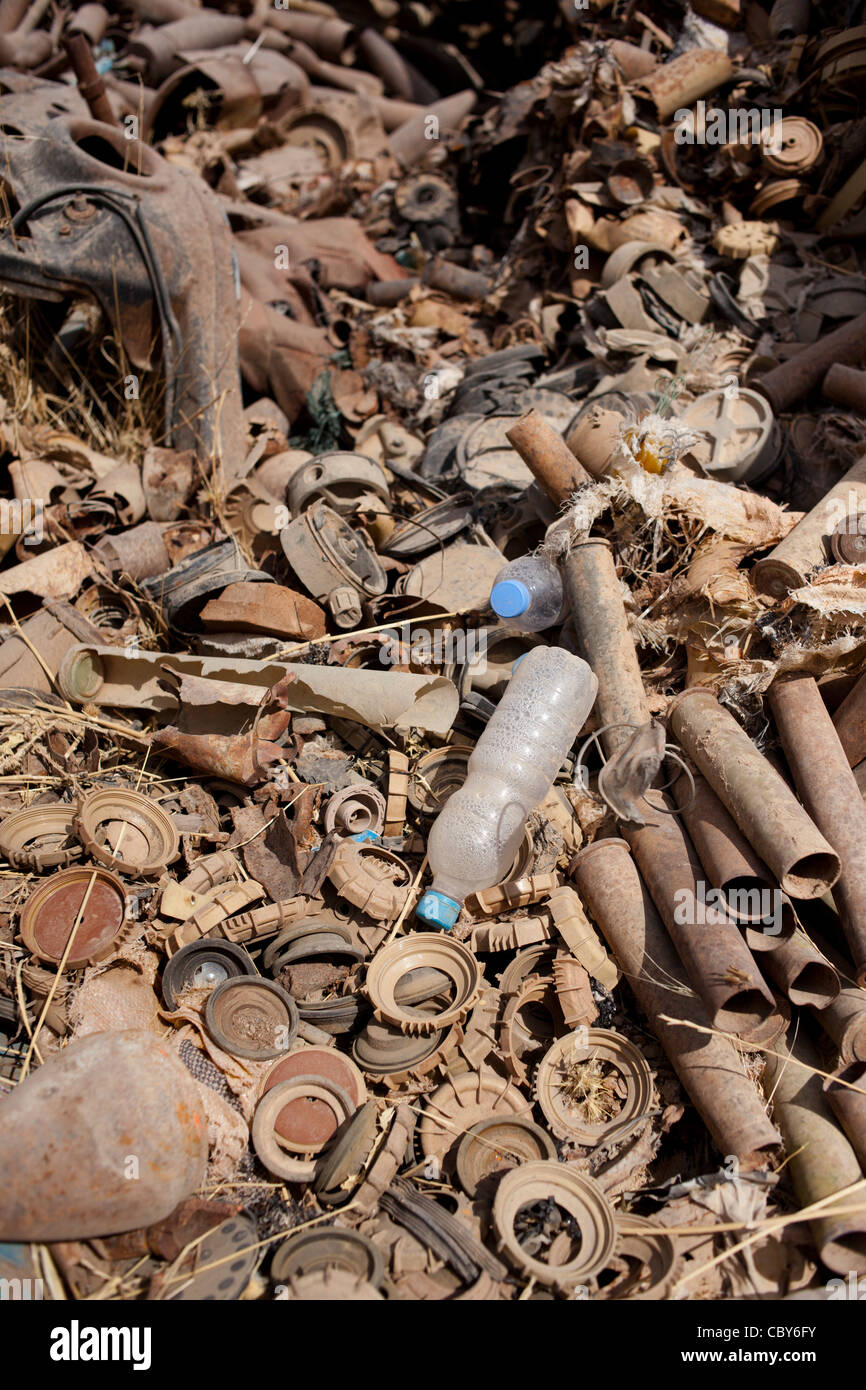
left=768, top=0, right=811, bottom=38
left=563, top=538, right=651, bottom=756
left=833, top=669, right=866, bottom=770
left=263, top=11, right=355, bottom=62
left=762, top=1026, right=866, bottom=1276
left=571, top=838, right=780, bottom=1168
left=761, top=925, right=841, bottom=1009
left=0, top=0, right=30, bottom=32
left=822, top=363, right=866, bottom=413
left=636, top=49, right=734, bottom=122
left=388, top=90, right=476, bottom=168
left=505, top=409, right=592, bottom=505
left=624, top=793, right=777, bottom=1037
left=824, top=1063, right=866, bottom=1172
left=566, top=406, right=622, bottom=480
left=805, top=928, right=866, bottom=1065
left=66, top=4, right=109, bottom=44
left=0, top=1031, right=207, bottom=1241
left=357, top=27, right=416, bottom=101
left=668, top=687, right=841, bottom=900
left=751, top=456, right=866, bottom=598
left=757, top=312, right=866, bottom=415
left=421, top=257, right=490, bottom=301
left=769, top=673, right=866, bottom=984
left=64, top=33, right=119, bottom=128
left=366, top=278, right=419, bottom=307
left=671, top=765, right=776, bottom=925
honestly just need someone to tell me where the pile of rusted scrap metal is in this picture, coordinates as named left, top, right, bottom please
left=2, top=0, right=866, bottom=1309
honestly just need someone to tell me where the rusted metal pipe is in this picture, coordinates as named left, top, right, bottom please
left=263, top=10, right=355, bottom=63
left=761, top=925, right=840, bottom=1009
left=822, top=363, right=866, bottom=413
left=358, top=27, right=416, bottom=101
left=668, top=687, right=841, bottom=900
left=751, top=456, right=866, bottom=598
left=0, top=0, right=31, bottom=32
left=833, top=668, right=866, bottom=770
left=505, top=410, right=593, bottom=505
left=762, top=1026, right=866, bottom=1276
left=366, top=279, right=419, bottom=307
left=637, top=50, right=734, bottom=122
left=563, top=539, right=651, bottom=756
left=824, top=1063, right=866, bottom=1171
left=806, top=928, right=866, bottom=1065
left=389, top=90, right=477, bottom=168
left=768, top=673, right=866, bottom=985
left=0, top=24, right=51, bottom=65
left=63, top=33, right=120, bottom=128
left=671, top=764, right=777, bottom=928
left=757, top=312, right=866, bottom=414
left=566, top=405, right=622, bottom=480
left=66, top=3, right=109, bottom=45
left=624, top=792, right=778, bottom=1037
left=421, top=257, right=491, bottom=301
left=571, top=837, right=781, bottom=1168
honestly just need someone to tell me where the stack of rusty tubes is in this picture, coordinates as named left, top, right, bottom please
left=505, top=420, right=866, bottom=1277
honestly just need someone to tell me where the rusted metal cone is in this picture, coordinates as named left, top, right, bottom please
left=668, top=687, right=841, bottom=901
left=0, top=1031, right=207, bottom=1241
left=571, top=838, right=780, bottom=1169
left=769, top=673, right=866, bottom=986
left=505, top=409, right=592, bottom=505
left=563, top=539, right=651, bottom=756
left=624, top=792, right=777, bottom=1038
left=750, top=455, right=866, bottom=598
left=762, top=1026, right=866, bottom=1276
left=824, top=1063, right=866, bottom=1172
left=760, top=925, right=840, bottom=1010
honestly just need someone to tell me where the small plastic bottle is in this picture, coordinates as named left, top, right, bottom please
left=416, top=646, right=597, bottom=929
left=489, top=555, right=566, bottom=631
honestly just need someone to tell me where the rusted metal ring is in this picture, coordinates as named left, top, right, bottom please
left=253, top=1076, right=355, bottom=1179
left=598, top=1215, right=680, bottom=1300
left=492, top=1161, right=616, bottom=1289
left=74, top=787, right=179, bottom=876
left=323, top=782, right=386, bottom=837
left=271, top=1226, right=385, bottom=1287
left=205, top=977, right=299, bottom=1060
left=0, top=804, right=81, bottom=871
left=455, top=1116, right=557, bottom=1198
left=365, top=934, right=480, bottom=1035
left=534, top=1027, right=654, bottom=1146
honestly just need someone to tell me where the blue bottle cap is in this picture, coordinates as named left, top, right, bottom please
left=490, top=579, right=530, bottom=618
left=416, top=890, right=461, bottom=930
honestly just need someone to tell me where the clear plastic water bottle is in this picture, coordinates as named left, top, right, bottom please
left=416, top=646, right=597, bottom=928
left=489, top=555, right=566, bottom=631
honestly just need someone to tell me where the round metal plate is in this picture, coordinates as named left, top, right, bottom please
left=761, top=117, right=823, bottom=175
left=169, top=1216, right=258, bottom=1301
left=830, top=516, right=866, bottom=564
left=19, top=867, right=126, bottom=969
left=678, top=387, right=778, bottom=482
